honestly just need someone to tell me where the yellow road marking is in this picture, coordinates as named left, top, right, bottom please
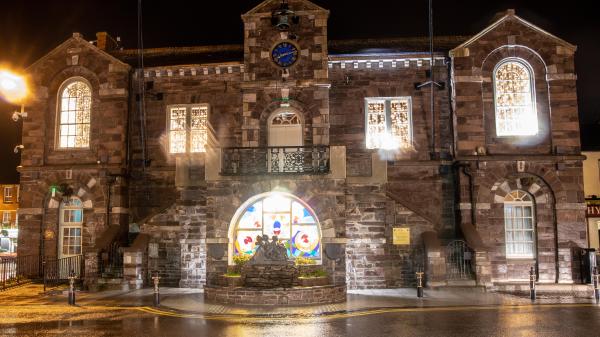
left=3, top=303, right=598, bottom=322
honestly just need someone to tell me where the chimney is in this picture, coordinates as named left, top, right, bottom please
left=96, top=32, right=119, bottom=51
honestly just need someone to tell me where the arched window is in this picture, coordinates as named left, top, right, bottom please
left=58, top=79, right=92, bottom=148
left=504, top=190, right=535, bottom=258
left=59, top=197, right=83, bottom=258
left=229, top=193, right=321, bottom=264
left=494, top=59, right=537, bottom=136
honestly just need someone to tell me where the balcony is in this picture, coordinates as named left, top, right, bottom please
left=220, top=146, right=330, bottom=175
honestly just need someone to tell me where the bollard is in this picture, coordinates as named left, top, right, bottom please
left=593, top=267, right=599, bottom=303
left=529, top=266, right=536, bottom=301
left=68, top=270, right=76, bottom=305
left=152, top=272, right=160, bottom=307
left=416, top=271, right=424, bottom=298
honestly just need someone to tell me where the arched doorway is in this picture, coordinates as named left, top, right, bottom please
left=268, top=110, right=303, bottom=147
left=228, top=192, right=322, bottom=265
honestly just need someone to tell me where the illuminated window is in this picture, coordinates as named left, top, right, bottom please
left=504, top=190, right=535, bottom=258
left=58, top=80, right=91, bottom=148
left=494, top=59, right=537, bottom=136
left=231, top=193, right=321, bottom=263
left=59, top=197, right=83, bottom=257
left=168, top=105, right=208, bottom=154
left=3, top=187, right=12, bottom=203
left=365, top=97, right=412, bottom=149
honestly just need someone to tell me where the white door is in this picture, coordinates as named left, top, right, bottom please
left=268, top=112, right=303, bottom=172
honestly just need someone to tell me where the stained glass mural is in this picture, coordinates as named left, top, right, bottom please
left=232, top=194, right=321, bottom=262
left=494, top=60, right=537, bottom=136
left=59, top=81, right=91, bottom=148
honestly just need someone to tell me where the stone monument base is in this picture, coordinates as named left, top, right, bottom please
left=242, top=263, right=299, bottom=288
left=204, top=284, right=347, bottom=306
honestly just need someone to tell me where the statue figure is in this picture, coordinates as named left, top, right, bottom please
left=248, top=234, right=289, bottom=265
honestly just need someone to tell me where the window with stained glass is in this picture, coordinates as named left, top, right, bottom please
left=168, top=105, right=208, bottom=154
left=59, top=197, right=83, bottom=258
left=494, top=59, right=537, bottom=136
left=232, top=193, right=321, bottom=263
left=58, top=80, right=91, bottom=148
left=365, top=97, right=412, bottom=149
left=504, top=190, right=535, bottom=258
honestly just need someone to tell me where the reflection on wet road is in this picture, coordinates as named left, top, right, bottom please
left=2, top=304, right=600, bottom=337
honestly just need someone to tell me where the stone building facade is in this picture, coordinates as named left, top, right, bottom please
left=17, top=0, right=587, bottom=289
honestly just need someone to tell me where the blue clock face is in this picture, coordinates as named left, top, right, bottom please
left=271, top=42, right=299, bottom=67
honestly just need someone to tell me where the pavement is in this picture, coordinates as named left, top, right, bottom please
left=1, top=283, right=597, bottom=318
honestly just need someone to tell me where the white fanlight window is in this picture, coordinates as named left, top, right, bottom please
left=504, top=190, right=535, bottom=259
left=168, top=105, right=208, bottom=154
left=58, top=79, right=92, bottom=148
left=494, top=59, right=538, bottom=136
left=268, top=111, right=303, bottom=147
left=59, top=197, right=83, bottom=258
left=365, top=97, right=412, bottom=150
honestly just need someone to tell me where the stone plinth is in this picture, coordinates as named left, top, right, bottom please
left=242, top=263, right=299, bottom=288
left=204, top=284, right=347, bottom=306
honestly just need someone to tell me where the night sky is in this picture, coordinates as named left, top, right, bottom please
left=0, top=0, right=598, bottom=183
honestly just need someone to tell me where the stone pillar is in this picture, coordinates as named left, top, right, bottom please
left=474, top=251, right=492, bottom=287
left=83, top=252, right=98, bottom=290
left=123, top=251, right=145, bottom=290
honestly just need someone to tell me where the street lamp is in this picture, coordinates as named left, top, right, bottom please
left=0, top=68, right=29, bottom=121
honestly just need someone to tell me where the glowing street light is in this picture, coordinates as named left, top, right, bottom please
left=0, top=68, right=29, bottom=121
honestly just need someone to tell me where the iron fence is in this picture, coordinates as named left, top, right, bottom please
left=221, top=146, right=330, bottom=175
left=43, top=255, right=84, bottom=288
left=0, top=255, right=40, bottom=291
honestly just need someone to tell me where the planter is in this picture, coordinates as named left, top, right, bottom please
left=223, top=275, right=243, bottom=287
left=298, top=276, right=329, bottom=287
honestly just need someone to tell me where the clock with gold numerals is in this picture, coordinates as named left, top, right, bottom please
left=271, top=42, right=299, bottom=68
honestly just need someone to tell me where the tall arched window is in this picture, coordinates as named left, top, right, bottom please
left=58, top=79, right=91, bottom=148
left=494, top=59, right=537, bottom=136
left=229, top=192, right=321, bottom=264
left=504, top=190, right=535, bottom=258
left=59, top=197, right=83, bottom=258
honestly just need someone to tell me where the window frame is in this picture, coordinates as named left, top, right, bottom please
left=2, top=211, right=11, bottom=225
left=493, top=58, right=538, bottom=137
left=3, top=187, right=13, bottom=204
left=59, top=197, right=84, bottom=258
left=55, top=77, right=93, bottom=150
left=167, top=104, right=210, bottom=154
left=364, top=96, right=413, bottom=150
left=504, top=190, right=536, bottom=259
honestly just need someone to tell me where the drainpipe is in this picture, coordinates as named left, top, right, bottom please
left=461, top=164, right=477, bottom=228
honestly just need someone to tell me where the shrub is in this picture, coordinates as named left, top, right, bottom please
left=224, top=272, right=241, bottom=277
left=294, top=257, right=316, bottom=265
left=233, top=254, right=252, bottom=266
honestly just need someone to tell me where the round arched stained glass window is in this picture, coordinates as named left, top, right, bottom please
left=231, top=193, right=321, bottom=263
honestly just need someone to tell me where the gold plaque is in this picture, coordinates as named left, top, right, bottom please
left=44, top=229, right=55, bottom=240
left=393, top=227, right=410, bottom=245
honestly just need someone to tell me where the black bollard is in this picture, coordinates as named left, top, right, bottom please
left=529, top=266, right=536, bottom=301
left=68, top=270, right=76, bottom=306
left=593, top=267, right=599, bottom=303
left=152, top=272, right=160, bottom=307
left=416, top=271, right=424, bottom=298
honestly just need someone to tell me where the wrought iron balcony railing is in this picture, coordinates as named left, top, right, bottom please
left=221, top=146, right=330, bottom=175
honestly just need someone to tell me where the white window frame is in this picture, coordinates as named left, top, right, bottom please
left=56, top=77, right=92, bottom=149
left=493, top=58, right=538, bottom=137
left=364, top=97, right=413, bottom=150
left=504, top=190, right=536, bottom=259
left=2, top=211, right=10, bottom=225
left=59, top=197, right=83, bottom=258
left=3, top=187, right=13, bottom=203
left=167, top=104, right=209, bottom=154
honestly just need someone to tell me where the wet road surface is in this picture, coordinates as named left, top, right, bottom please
left=2, top=303, right=600, bottom=337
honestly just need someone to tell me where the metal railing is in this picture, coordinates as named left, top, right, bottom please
left=221, top=146, right=330, bottom=175
left=0, top=255, right=40, bottom=291
left=43, top=255, right=84, bottom=289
